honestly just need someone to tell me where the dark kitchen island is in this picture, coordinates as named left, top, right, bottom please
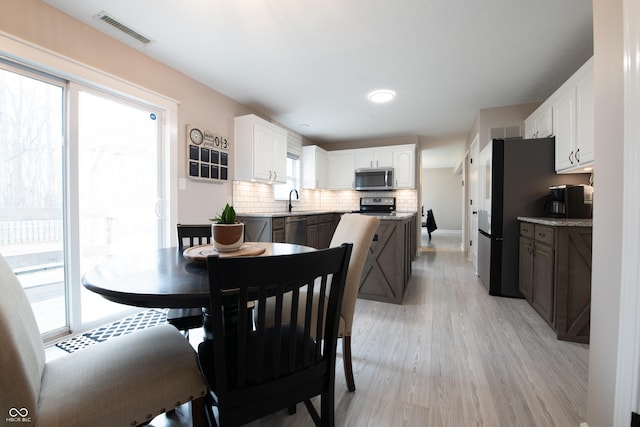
left=237, top=211, right=418, bottom=304
left=357, top=213, right=418, bottom=304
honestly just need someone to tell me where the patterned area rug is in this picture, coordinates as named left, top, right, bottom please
left=55, top=309, right=168, bottom=353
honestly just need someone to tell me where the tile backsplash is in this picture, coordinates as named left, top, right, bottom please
left=232, top=181, right=418, bottom=214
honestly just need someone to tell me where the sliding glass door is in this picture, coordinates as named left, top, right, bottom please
left=0, top=65, right=66, bottom=337
left=77, top=89, right=164, bottom=323
left=0, top=61, right=169, bottom=339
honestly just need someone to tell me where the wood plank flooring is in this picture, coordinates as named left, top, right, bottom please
left=151, top=231, right=589, bottom=427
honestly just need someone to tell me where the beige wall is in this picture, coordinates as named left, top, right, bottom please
left=0, top=0, right=256, bottom=225
left=466, top=103, right=540, bottom=151
left=587, top=0, right=624, bottom=425
left=422, top=168, right=462, bottom=230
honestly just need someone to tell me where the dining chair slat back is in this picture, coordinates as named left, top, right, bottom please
left=177, top=224, right=212, bottom=250
left=197, top=243, right=352, bottom=427
left=169, top=224, right=213, bottom=334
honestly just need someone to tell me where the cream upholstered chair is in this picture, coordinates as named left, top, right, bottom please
left=263, top=213, right=379, bottom=392
left=329, top=214, right=379, bottom=391
left=0, top=254, right=208, bottom=427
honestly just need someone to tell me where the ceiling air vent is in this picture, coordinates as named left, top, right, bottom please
left=94, top=11, right=153, bottom=45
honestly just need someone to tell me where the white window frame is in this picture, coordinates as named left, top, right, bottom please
left=0, top=32, right=179, bottom=338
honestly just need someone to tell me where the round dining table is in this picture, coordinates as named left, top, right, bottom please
left=81, top=242, right=316, bottom=309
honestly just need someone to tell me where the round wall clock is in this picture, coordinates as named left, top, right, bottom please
left=189, top=128, right=204, bottom=145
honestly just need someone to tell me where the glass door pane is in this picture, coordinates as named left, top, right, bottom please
left=77, top=90, right=162, bottom=323
left=0, top=66, right=66, bottom=336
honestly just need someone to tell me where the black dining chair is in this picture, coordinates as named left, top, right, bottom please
left=167, top=224, right=212, bottom=337
left=197, top=243, right=353, bottom=427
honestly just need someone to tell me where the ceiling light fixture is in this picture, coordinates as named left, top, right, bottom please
left=368, top=89, right=396, bottom=103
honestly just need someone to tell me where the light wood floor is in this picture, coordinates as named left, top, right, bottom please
left=152, top=230, right=589, bottom=427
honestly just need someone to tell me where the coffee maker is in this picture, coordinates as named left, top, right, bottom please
left=545, top=184, right=594, bottom=218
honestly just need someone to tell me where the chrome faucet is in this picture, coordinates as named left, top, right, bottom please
left=288, top=189, right=299, bottom=212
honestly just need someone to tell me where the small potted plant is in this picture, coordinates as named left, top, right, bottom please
left=210, top=203, right=244, bottom=252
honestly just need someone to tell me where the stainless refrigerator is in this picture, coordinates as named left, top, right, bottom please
left=477, top=138, right=590, bottom=297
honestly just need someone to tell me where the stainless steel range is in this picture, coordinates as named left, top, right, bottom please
left=357, top=197, right=396, bottom=215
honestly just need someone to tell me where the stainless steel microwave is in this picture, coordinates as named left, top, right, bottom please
left=354, top=168, right=394, bottom=191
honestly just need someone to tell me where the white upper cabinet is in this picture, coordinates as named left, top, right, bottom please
left=524, top=105, right=553, bottom=139
left=303, top=143, right=416, bottom=190
left=355, top=148, right=394, bottom=169
left=327, top=150, right=356, bottom=189
left=553, top=58, right=594, bottom=173
left=302, top=145, right=328, bottom=189
left=524, top=57, right=594, bottom=173
left=393, top=146, right=415, bottom=188
left=574, top=68, right=594, bottom=166
left=234, top=114, right=287, bottom=184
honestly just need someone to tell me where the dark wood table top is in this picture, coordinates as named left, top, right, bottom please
left=81, top=242, right=315, bottom=309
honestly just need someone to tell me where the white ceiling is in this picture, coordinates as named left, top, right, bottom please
left=42, top=0, right=593, bottom=167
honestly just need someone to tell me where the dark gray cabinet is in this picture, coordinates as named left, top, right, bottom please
left=238, top=213, right=336, bottom=248
left=518, top=220, right=592, bottom=343
left=358, top=214, right=416, bottom=304
left=307, top=214, right=336, bottom=249
left=556, top=227, right=592, bottom=343
left=519, top=223, right=555, bottom=326
left=237, top=216, right=285, bottom=243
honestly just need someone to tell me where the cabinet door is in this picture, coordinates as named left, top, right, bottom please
left=524, top=116, right=536, bottom=139
left=272, top=229, right=285, bottom=243
left=532, top=243, right=555, bottom=325
left=318, top=221, right=333, bottom=249
left=328, top=151, right=355, bottom=189
left=302, top=146, right=328, bottom=189
left=575, top=71, right=594, bottom=166
left=518, top=237, right=534, bottom=301
left=393, top=149, right=415, bottom=188
left=271, top=129, right=287, bottom=183
left=355, top=150, right=375, bottom=168
left=553, top=87, right=577, bottom=171
left=306, top=224, right=319, bottom=249
left=355, top=148, right=393, bottom=168
left=315, top=149, right=328, bottom=188
left=374, top=149, right=394, bottom=167
left=537, top=107, right=553, bottom=138
left=253, top=123, right=275, bottom=181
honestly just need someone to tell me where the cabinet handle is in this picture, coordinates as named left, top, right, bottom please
left=273, top=171, right=277, bottom=181
left=569, top=151, right=574, bottom=165
left=575, top=148, right=580, bottom=163
left=269, top=170, right=272, bottom=180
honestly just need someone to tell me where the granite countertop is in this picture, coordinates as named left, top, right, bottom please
left=517, top=216, right=593, bottom=227
left=236, top=211, right=417, bottom=221
left=236, top=210, right=350, bottom=218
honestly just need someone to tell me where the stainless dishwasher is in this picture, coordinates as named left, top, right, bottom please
left=284, top=216, right=307, bottom=245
